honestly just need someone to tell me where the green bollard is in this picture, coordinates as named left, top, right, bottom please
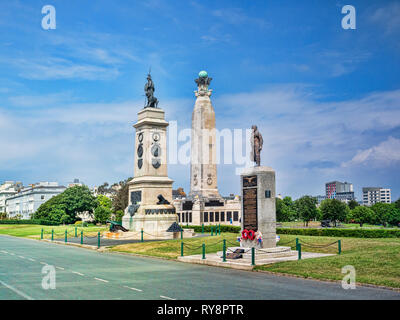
left=296, top=238, right=299, bottom=250
left=65, top=230, right=67, bottom=243
left=75, top=227, right=77, bottom=238
left=51, top=229, right=54, bottom=241
left=338, top=240, right=342, bottom=255
left=223, top=239, right=226, bottom=262
left=251, top=247, right=255, bottom=266
left=141, top=229, right=144, bottom=242
left=202, top=243, right=205, bottom=260
left=211, top=226, right=214, bottom=236
left=181, top=242, right=184, bottom=257
left=298, top=243, right=302, bottom=260
left=202, top=224, right=204, bottom=234
left=97, top=232, right=100, bottom=248
left=219, top=224, right=221, bottom=235
left=41, top=229, right=43, bottom=240
left=80, top=231, right=83, bottom=245
left=181, top=229, right=183, bottom=240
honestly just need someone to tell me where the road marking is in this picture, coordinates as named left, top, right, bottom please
left=160, top=295, right=176, bottom=300
left=72, top=271, right=84, bottom=276
left=18, top=256, right=25, bottom=259
left=56, top=267, right=65, bottom=270
left=40, top=262, right=47, bottom=265
left=123, top=285, right=143, bottom=292
left=0, top=280, right=34, bottom=300
left=94, top=277, right=109, bottom=283
left=9, top=253, right=15, bottom=256
left=28, top=258, right=35, bottom=262
left=1, top=250, right=7, bottom=254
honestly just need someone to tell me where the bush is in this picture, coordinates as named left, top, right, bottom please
left=277, top=227, right=400, bottom=238
left=94, top=206, right=111, bottom=224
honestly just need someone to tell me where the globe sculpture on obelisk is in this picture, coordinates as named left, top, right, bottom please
left=121, top=73, right=180, bottom=239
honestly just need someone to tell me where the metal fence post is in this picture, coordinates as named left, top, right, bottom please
left=75, top=227, right=77, bottom=238
left=223, top=239, right=226, bottom=262
left=141, top=229, right=144, bottom=242
left=298, top=243, right=302, bottom=260
left=219, top=224, right=221, bottom=235
left=181, top=242, right=184, bottom=257
left=51, top=229, right=54, bottom=241
left=97, top=232, right=100, bottom=249
left=65, top=230, right=67, bottom=243
left=251, top=247, right=255, bottom=266
left=202, top=224, right=204, bottom=234
left=181, top=229, right=183, bottom=240
left=202, top=243, right=205, bottom=260
left=338, top=240, right=342, bottom=255
left=41, top=229, right=43, bottom=240
left=211, top=226, right=214, bottom=236
left=80, top=231, right=83, bottom=245
left=296, top=238, right=299, bottom=250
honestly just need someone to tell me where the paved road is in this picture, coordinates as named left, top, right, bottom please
left=0, top=235, right=399, bottom=300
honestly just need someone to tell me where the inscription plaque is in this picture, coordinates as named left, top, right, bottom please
left=130, top=191, right=142, bottom=205
left=243, top=186, right=258, bottom=231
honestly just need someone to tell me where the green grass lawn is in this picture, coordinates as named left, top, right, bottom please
left=279, top=221, right=397, bottom=229
left=0, top=224, right=107, bottom=239
left=257, top=234, right=400, bottom=289
left=110, top=233, right=241, bottom=259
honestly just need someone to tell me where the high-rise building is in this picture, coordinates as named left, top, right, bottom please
left=362, top=187, right=391, bottom=206
left=325, top=181, right=355, bottom=203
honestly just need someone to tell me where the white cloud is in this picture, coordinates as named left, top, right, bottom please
left=342, top=137, right=400, bottom=168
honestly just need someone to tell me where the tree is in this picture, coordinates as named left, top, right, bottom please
left=112, top=177, right=133, bottom=213
left=320, top=199, right=349, bottom=226
left=294, top=196, right=318, bottom=227
left=371, top=203, right=400, bottom=227
left=347, top=206, right=374, bottom=227
left=276, top=197, right=297, bottom=222
left=94, top=206, right=112, bottom=224
left=348, top=200, right=359, bottom=210
left=97, top=195, right=112, bottom=210
left=395, top=198, right=400, bottom=210
left=34, top=185, right=97, bottom=224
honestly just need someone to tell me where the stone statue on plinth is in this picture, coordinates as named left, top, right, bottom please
left=251, top=125, right=263, bottom=166
left=144, top=73, right=159, bottom=108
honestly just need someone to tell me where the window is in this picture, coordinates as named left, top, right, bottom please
left=182, top=212, right=185, bottom=222
left=178, top=212, right=180, bottom=222
left=189, top=212, right=192, bottom=223
left=210, top=212, right=214, bottom=222
left=204, top=212, right=208, bottom=222
left=41, top=195, right=45, bottom=200
left=227, top=211, right=232, bottom=222
left=186, top=212, right=189, bottom=223
left=233, top=211, right=239, bottom=221
left=215, top=212, right=219, bottom=222
left=220, top=212, right=225, bottom=222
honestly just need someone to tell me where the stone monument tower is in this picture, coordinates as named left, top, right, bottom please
left=122, top=74, right=178, bottom=239
left=189, top=71, right=221, bottom=200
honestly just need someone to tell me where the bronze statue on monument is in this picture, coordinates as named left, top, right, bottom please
left=251, top=125, right=263, bottom=166
left=144, top=73, right=159, bottom=108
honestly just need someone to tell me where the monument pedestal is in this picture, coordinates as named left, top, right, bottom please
left=121, top=107, right=180, bottom=238
left=240, top=166, right=276, bottom=248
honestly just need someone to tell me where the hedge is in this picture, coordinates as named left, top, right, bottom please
left=182, top=225, right=400, bottom=238
left=182, top=224, right=240, bottom=234
left=0, top=219, right=59, bottom=226
left=276, top=228, right=400, bottom=238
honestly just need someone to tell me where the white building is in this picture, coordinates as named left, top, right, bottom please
left=6, top=182, right=66, bottom=219
left=362, top=187, right=391, bottom=206
left=0, top=181, right=22, bottom=213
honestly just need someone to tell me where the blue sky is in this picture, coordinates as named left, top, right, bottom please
left=0, top=0, right=399, bottom=201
